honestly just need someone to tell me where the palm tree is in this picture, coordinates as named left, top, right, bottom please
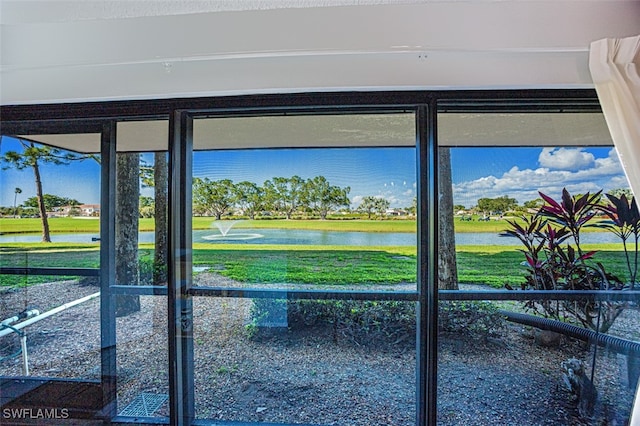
left=13, top=187, right=22, bottom=217
left=2, top=140, right=85, bottom=242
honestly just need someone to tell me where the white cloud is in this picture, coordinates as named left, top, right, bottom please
left=538, top=148, right=595, bottom=171
left=454, top=148, right=627, bottom=206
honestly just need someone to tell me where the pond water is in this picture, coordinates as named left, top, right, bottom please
left=0, top=229, right=623, bottom=246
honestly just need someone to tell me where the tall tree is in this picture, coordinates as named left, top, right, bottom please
left=2, top=140, right=85, bottom=242
left=438, top=148, right=458, bottom=290
left=304, top=176, right=350, bottom=220
left=358, top=196, right=390, bottom=219
left=263, top=176, right=305, bottom=219
left=152, top=153, right=168, bottom=285
left=373, top=197, right=391, bottom=218
left=23, top=194, right=80, bottom=210
left=477, top=195, right=518, bottom=215
left=193, top=178, right=235, bottom=219
left=141, top=153, right=169, bottom=285
left=233, top=181, right=263, bottom=219
left=115, top=153, right=141, bottom=317
left=358, top=196, right=379, bottom=219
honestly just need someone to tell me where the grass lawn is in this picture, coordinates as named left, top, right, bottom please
left=0, top=243, right=100, bottom=287
left=192, top=247, right=416, bottom=285
left=1, top=238, right=634, bottom=290
left=455, top=244, right=632, bottom=288
left=0, top=216, right=528, bottom=235
left=1, top=217, right=419, bottom=235
left=1, top=217, right=633, bottom=288
left=1, top=215, right=613, bottom=236
left=0, top=217, right=102, bottom=235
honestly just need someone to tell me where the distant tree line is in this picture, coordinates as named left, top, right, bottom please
left=458, top=188, right=634, bottom=216
left=22, top=194, right=81, bottom=211
left=476, top=195, right=518, bottom=215
left=358, top=196, right=391, bottom=219
left=192, top=175, right=351, bottom=220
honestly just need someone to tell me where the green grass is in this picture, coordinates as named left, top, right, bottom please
left=1, top=218, right=634, bottom=289
left=456, top=244, right=634, bottom=288
left=0, top=217, right=158, bottom=235
left=452, top=215, right=608, bottom=234
left=192, top=248, right=416, bottom=285
left=0, top=244, right=100, bottom=287
left=0, top=217, right=415, bottom=235
left=0, top=216, right=612, bottom=235
left=2, top=239, right=634, bottom=290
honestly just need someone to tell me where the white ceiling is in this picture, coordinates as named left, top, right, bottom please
left=1, top=0, right=639, bottom=105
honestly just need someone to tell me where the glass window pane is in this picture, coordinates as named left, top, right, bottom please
left=113, top=139, right=169, bottom=417
left=437, top=110, right=638, bottom=424
left=190, top=112, right=418, bottom=423
left=0, top=137, right=101, bottom=380
left=193, top=296, right=416, bottom=425
left=192, top=113, right=417, bottom=293
left=116, top=295, right=168, bottom=418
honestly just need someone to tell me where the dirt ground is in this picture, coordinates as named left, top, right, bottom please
left=1, top=278, right=637, bottom=425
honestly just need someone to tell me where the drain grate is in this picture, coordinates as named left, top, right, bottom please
left=119, top=392, right=168, bottom=417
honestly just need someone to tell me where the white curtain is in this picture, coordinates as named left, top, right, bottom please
left=589, top=35, right=640, bottom=198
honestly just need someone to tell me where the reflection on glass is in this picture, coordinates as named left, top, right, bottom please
left=0, top=137, right=101, bottom=280
left=0, top=277, right=100, bottom=379
left=0, top=137, right=101, bottom=380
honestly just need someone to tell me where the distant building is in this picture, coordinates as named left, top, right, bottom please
left=51, top=204, right=100, bottom=217
left=385, top=208, right=407, bottom=216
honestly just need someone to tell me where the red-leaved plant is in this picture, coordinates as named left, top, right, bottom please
left=505, top=188, right=626, bottom=333
left=594, top=193, right=640, bottom=290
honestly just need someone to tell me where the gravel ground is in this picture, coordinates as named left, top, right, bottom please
left=1, top=278, right=637, bottom=425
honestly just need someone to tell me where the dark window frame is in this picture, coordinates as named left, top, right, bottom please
left=3, top=89, right=628, bottom=426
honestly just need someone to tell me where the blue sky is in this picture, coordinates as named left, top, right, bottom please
left=193, top=148, right=417, bottom=208
left=451, top=146, right=628, bottom=208
left=0, top=135, right=629, bottom=209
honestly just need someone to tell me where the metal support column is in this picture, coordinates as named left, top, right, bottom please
left=100, top=121, right=118, bottom=421
left=168, top=110, right=195, bottom=425
left=416, top=103, right=438, bottom=426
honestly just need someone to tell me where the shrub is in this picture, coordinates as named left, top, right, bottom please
left=505, top=188, right=629, bottom=333
left=138, top=255, right=155, bottom=285
left=438, top=301, right=505, bottom=339
left=247, top=298, right=506, bottom=344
